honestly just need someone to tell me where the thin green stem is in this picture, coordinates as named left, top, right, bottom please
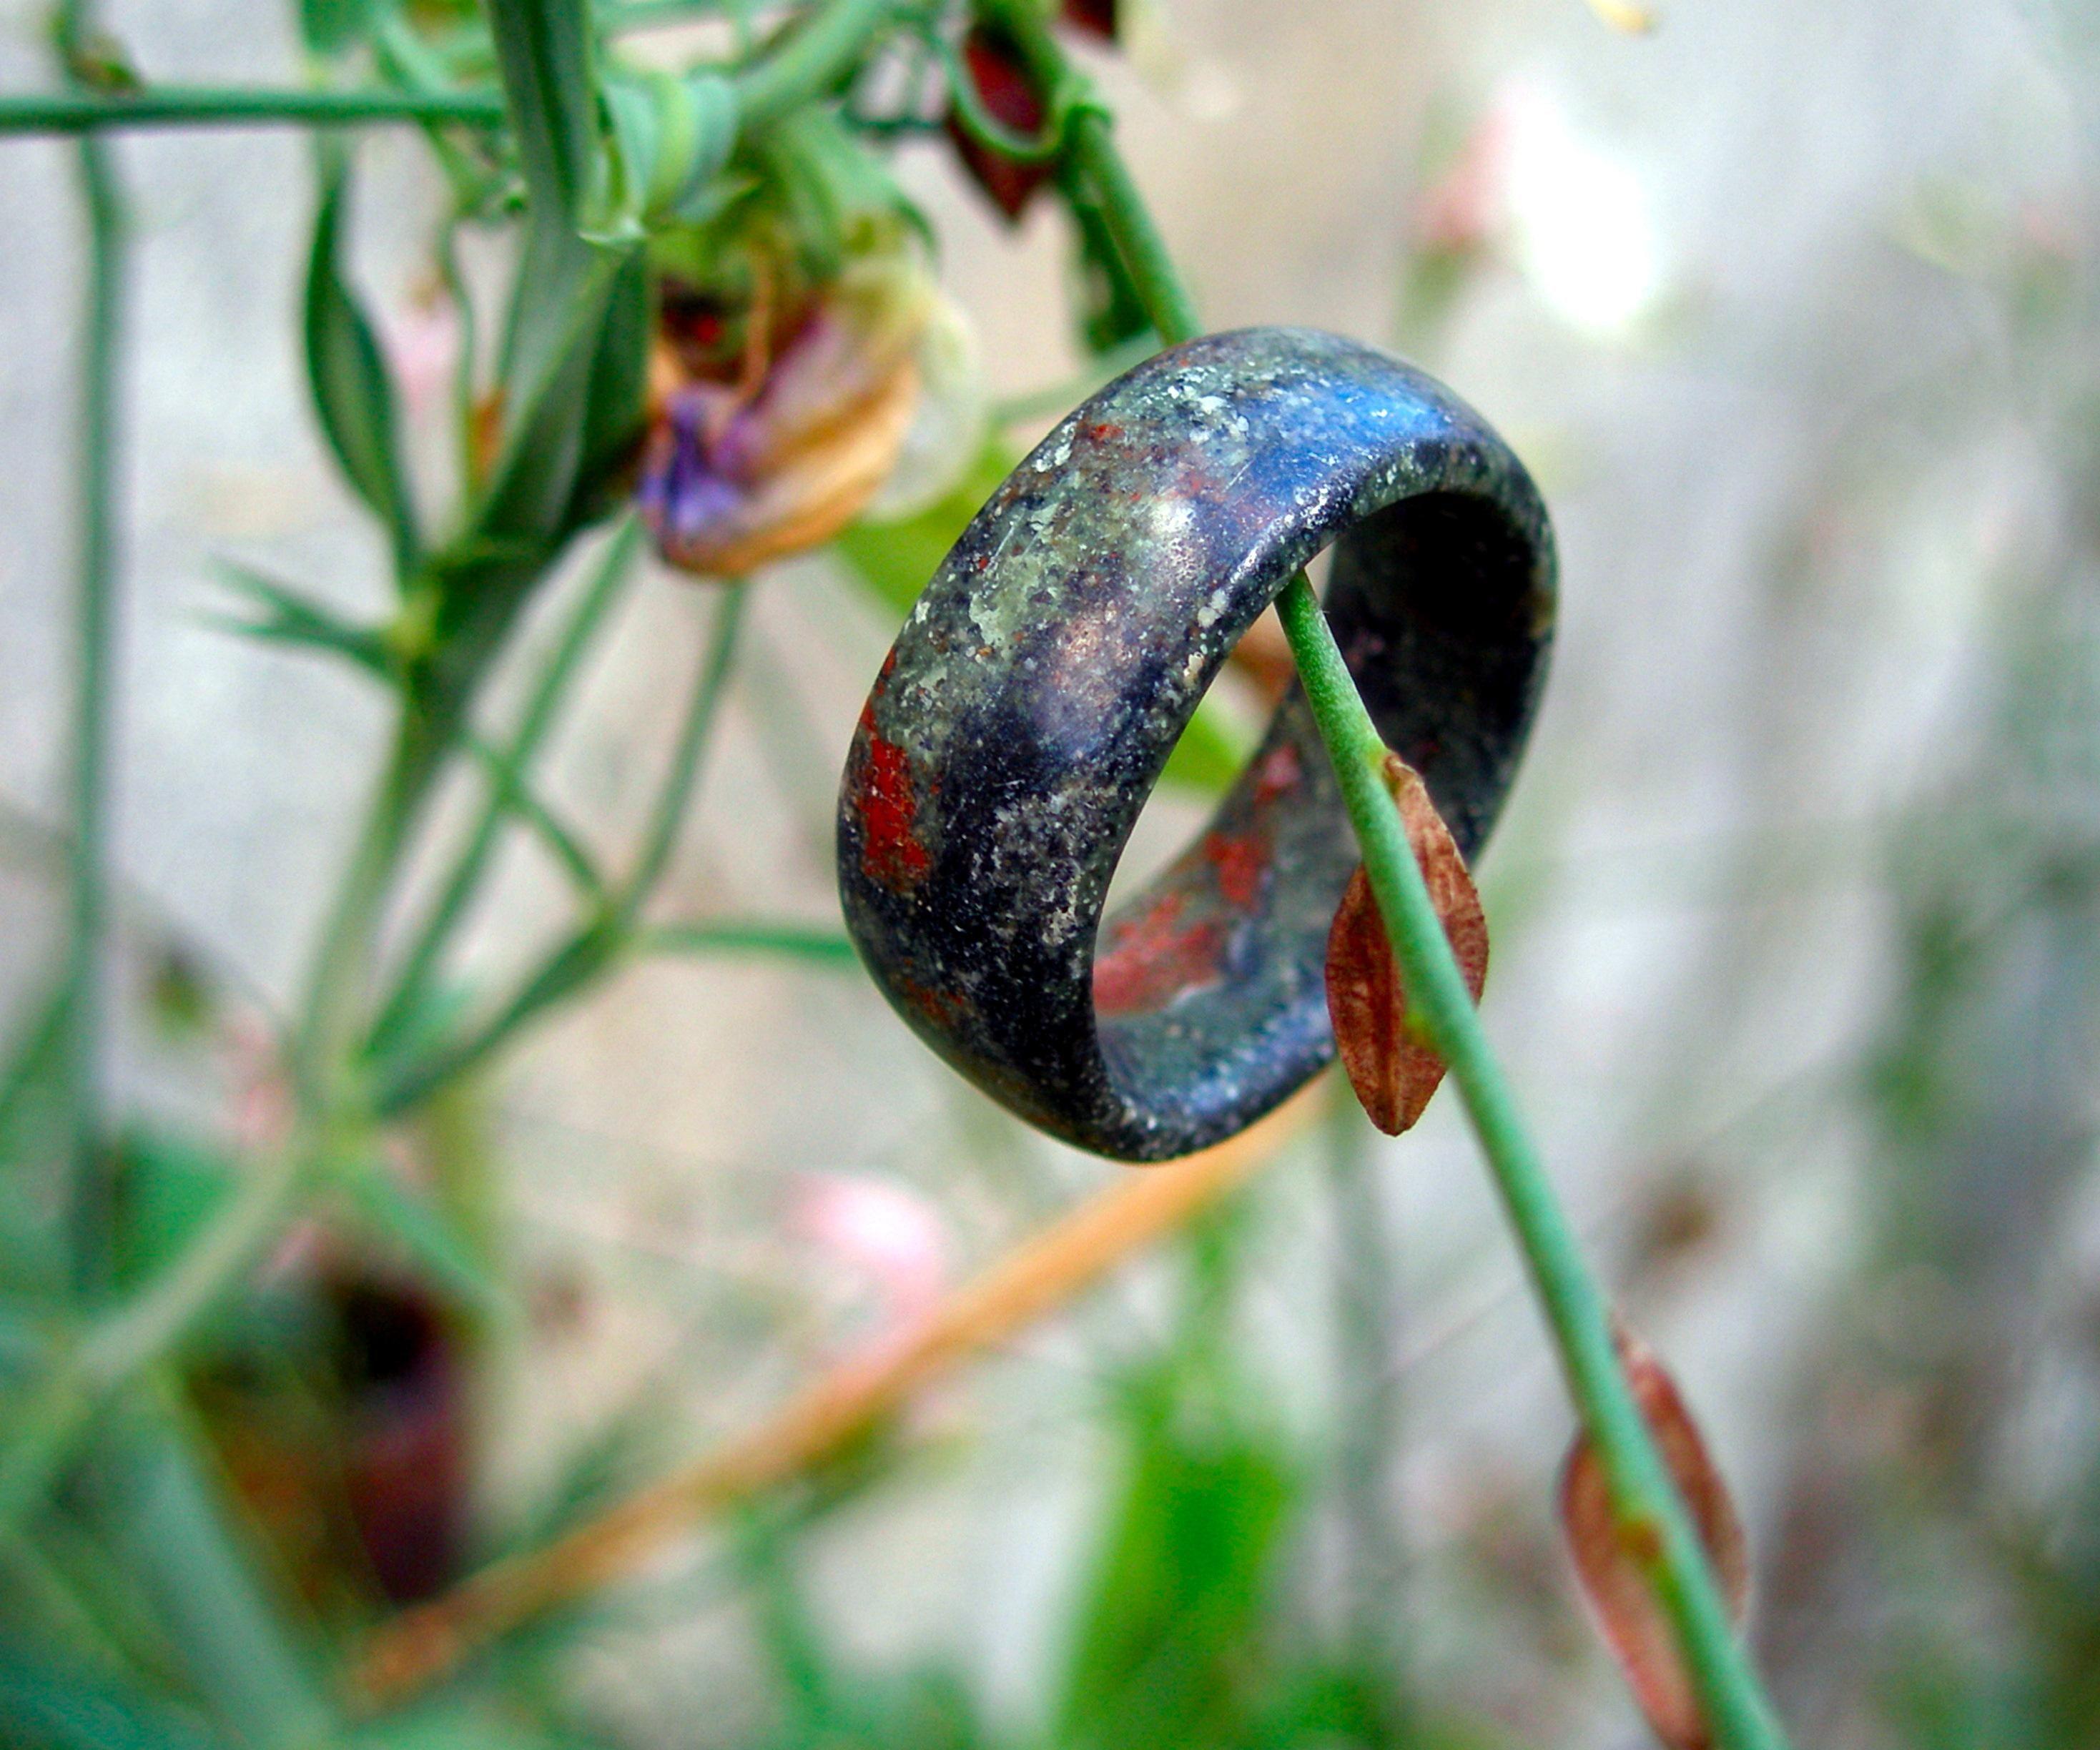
left=998, top=6, right=1791, bottom=1742
left=55, top=0, right=126, bottom=1300
left=0, top=86, right=508, bottom=134
left=375, top=585, right=747, bottom=1114
left=616, top=585, right=746, bottom=919
left=639, top=919, right=859, bottom=964
left=1276, top=583, right=1788, bottom=1750
left=734, top=0, right=899, bottom=129
left=370, top=517, right=641, bottom=1055
left=292, top=713, right=447, bottom=1104
left=460, top=734, right=606, bottom=896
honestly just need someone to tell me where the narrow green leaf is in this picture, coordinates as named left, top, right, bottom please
left=488, top=0, right=599, bottom=220
left=304, top=162, right=420, bottom=573
left=476, top=239, right=624, bottom=553
left=208, top=563, right=396, bottom=680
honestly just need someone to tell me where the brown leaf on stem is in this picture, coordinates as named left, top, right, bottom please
left=1323, top=754, right=1487, bottom=1134
left=1559, top=1330, right=1750, bottom=1750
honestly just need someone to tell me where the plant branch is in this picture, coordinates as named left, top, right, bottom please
left=370, top=518, right=641, bottom=1054
left=734, top=0, right=902, bottom=130
left=0, top=86, right=508, bottom=134
left=637, top=919, right=858, bottom=964
left=374, top=585, right=748, bottom=1114
left=54, top=0, right=127, bottom=1300
left=616, top=588, right=746, bottom=918
left=990, top=5, right=1792, bottom=1744
left=350, top=1086, right=1315, bottom=1704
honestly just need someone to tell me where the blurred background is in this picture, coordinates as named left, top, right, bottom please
left=4, top=0, right=2100, bottom=1746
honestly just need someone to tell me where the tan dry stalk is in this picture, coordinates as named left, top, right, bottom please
left=350, top=1087, right=1316, bottom=1704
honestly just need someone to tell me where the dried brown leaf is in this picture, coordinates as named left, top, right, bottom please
left=1323, top=755, right=1487, bottom=1134
left=1559, top=1330, right=1751, bottom=1750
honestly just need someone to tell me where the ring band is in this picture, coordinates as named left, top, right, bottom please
left=837, top=327, right=1555, bottom=1161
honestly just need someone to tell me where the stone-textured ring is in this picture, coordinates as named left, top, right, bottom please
left=837, top=327, right=1555, bottom=1161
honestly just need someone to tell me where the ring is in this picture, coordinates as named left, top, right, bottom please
left=837, top=327, right=1555, bottom=1161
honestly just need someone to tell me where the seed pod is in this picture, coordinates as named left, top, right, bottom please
left=1559, top=1328, right=1750, bottom=1750
left=1324, top=755, right=1488, bottom=1134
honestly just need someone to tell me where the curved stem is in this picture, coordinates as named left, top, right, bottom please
left=615, top=584, right=747, bottom=919
left=734, top=0, right=902, bottom=130
left=989, top=4, right=1792, bottom=1743
left=1276, top=582, right=1788, bottom=1750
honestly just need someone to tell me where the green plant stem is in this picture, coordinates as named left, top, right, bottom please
left=638, top=919, right=857, bottom=964
left=0, top=86, right=508, bottom=134
left=619, top=588, right=747, bottom=910
left=54, top=4, right=126, bottom=1302
left=370, top=518, right=641, bottom=1055
left=0, top=0, right=902, bottom=141
left=1278, top=584, right=1785, bottom=1750
left=735, top=0, right=899, bottom=129
left=994, top=6, right=1790, bottom=1742
left=0, top=718, right=448, bottom=1544
left=375, top=585, right=747, bottom=1115
left=292, top=714, right=448, bottom=1104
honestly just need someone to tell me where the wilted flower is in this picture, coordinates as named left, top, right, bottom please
left=638, top=251, right=940, bottom=578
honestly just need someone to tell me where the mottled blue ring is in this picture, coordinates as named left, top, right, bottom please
left=838, top=327, right=1556, bottom=1160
